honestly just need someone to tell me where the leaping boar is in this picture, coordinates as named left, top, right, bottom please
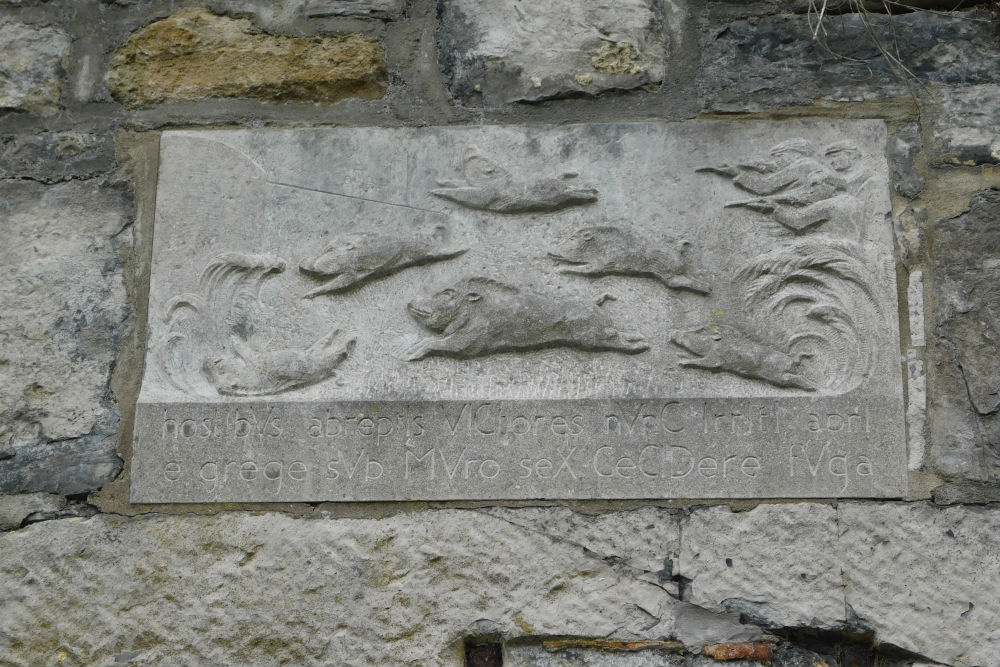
left=404, top=277, right=648, bottom=361
left=299, top=227, right=467, bottom=298
left=430, top=148, right=598, bottom=214
left=548, top=226, right=712, bottom=295
left=670, top=324, right=816, bottom=390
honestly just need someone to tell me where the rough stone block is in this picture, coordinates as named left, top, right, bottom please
left=483, top=506, right=681, bottom=575
left=840, top=502, right=1000, bottom=666
left=106, top=8, right=387, bottom=107
left=928, top=189, right=1000, bottom=481
left=887, top=123, right=925, bottom=199
left=438, top=0, right=667, bottom=105
left=699, top=10, right=1000, bottom=112
left=0, top=131, right=113, bottom=182
left=0, top=493, right=65, bottom=531
left=929, top=84, right=1000, bottom=166
left=0, top=510, right=678, bottom=665
left=302, top=0, right=403, bottom=18
left=678, top=503, right=844, bottom=629
left=0, top=179, right=129, bottom=494
left=0, top=20, right=70, bottom=114
left=932, top=480, right=1000, bottom=506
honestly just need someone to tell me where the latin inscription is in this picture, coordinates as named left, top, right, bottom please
left=136, top=398, right=893, bottom=500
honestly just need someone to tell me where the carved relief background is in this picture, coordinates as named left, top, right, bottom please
left=144, top=122, right=898, bottom=402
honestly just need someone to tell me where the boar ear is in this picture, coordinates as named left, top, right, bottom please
left=431, top=225, right=446, bottom=242
left=467, top=292, right=482, bottom=302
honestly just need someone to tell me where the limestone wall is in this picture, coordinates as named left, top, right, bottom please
left=1, top=1, right=999, bottom=665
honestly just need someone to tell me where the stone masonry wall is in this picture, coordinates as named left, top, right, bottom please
left=1, top=1, right=999, bottom=665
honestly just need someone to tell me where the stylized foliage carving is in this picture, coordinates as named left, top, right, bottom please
left=155, top=253, right=354, bottom=396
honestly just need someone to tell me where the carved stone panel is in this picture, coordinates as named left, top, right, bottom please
left=132, top=122, right=906, bottom=502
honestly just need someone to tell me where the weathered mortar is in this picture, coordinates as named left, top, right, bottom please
left=1, top=0, right=999, bottom=665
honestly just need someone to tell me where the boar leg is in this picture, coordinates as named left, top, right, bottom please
left=404, top=330, right=481, bottom=361
left=664, top=275, right=712, bottom=295
left=303, top=271, right=361, bottom=298
left=678, top=351, right=723, bottom=369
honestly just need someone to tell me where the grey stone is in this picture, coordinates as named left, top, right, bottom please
left=0, top=493, right=65, bottom=530
left=0, top=179, right=130, bottom=494
left=839, top=502, right=1000, bottom=666
left=134, top=121, right=905, bottom=502
left=506, top=645, right=685, bottom=667
left=929, top=189, right=1000, bottom=481
left=699, top=10, right=1000, bottom=112
left=0, top=131, right=113, bottom=182
left=0, top=428, right=121, bottom=495
left=929, top=84, right=1000, bottom=166
left=671, top=603, right=763, bottom=647
left=0, top=20, right=70, bottom=114
left=301, top=0, right=402, bottom=18
left=887, top=123, right=925, bottom=199
left=0, top=510, right=679, bottom=666
left=483, top=506, right=681, bottom=575
left=772, top=647, right=840, bottom=667
left=438, top=0, right=667, bottom=105
left=932, top=480, right=1000, bottom=506
left=678, top=503, right=845, bottom=629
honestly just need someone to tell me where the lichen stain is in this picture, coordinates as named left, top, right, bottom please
left=591, top=41, right=646, bottom=76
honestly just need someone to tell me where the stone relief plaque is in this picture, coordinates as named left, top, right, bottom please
left=131, top=121, right=907, bottom=502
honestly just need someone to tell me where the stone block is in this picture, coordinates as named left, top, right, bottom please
left=106, top=8, right=387, bottom=107
left=0, top=20, right=70, bottom=114
left=678, top=503, right=845, bottom=629
left=699, top=10, right=1000, bottom=112
left=438, top=0, right=667, bottom=105
left=0, top=179, right=129, bottom=494
left=483, top=506, right=681, bottom=575
left=301, top=0, right=403, bottom=18
left=887, top=123, right=925, bottom=199
left=0, top=510, right=678, bottom=665
left=929, top=84, right=1000, bottom=166
left=932, top=480, right=1000, bottom=506
left=840, top=502, right=1000, bottom=666
left=0, top=132, right=113, bottom=182
left=0, top=493, right=65, bottom=531
left=928, top=189, right=1000, bottom=481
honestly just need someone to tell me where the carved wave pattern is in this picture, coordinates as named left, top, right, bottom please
left=155, top=252, right=354, bottom=397
left=736, top=240, right=887, bottom=394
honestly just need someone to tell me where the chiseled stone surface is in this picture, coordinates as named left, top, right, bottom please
left=483, top=506, right=680, bottom=575
left=840, top=502, right=1000, bottom=667
left=0, top=179, right=129, bottom=494
left=699, top=10, right=1000, bottom=112
left=0, top=510, right=678, bottom=666
left=929, top=189, right=1000, bottom=482
left=0, top=20, right=70, bottom=114
left=678, top=503, right=845, bottom=629
left=0, top=493, right=65, bottom=531
left=438, top=0, right=666, bottom=105
left=106, top=8, right=387, bottom=107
